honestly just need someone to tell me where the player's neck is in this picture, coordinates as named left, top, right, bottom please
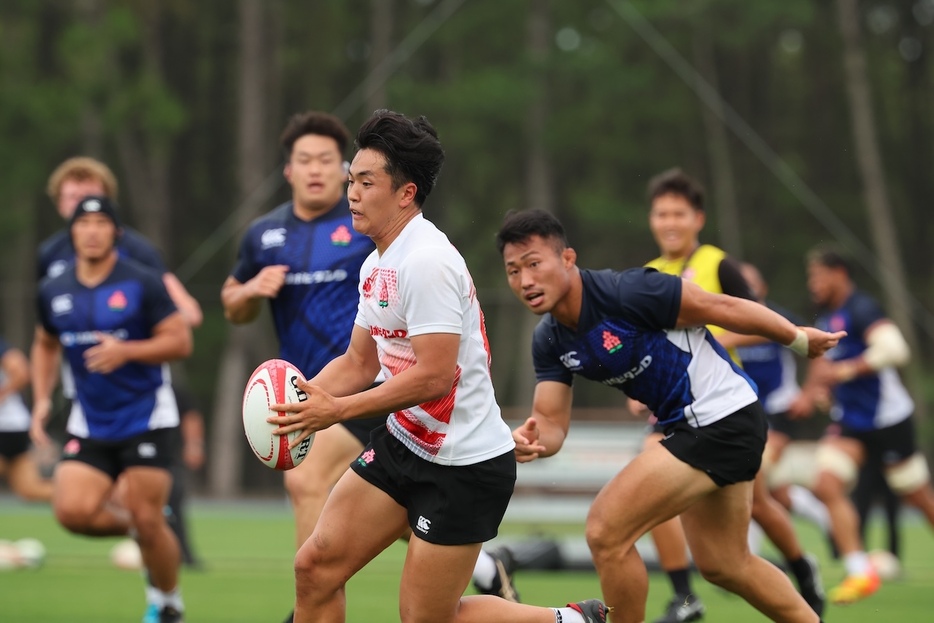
left=829, top=282, right=855, bottom=309
left=551, top=269, right=584, bottom=331
left=76, top=250, right=118, bottom=287
left=661, top=242, right=699, bottom=262
left=373, top=207, right=421, bottom=255
left=292, top=195, right=341, bottom=222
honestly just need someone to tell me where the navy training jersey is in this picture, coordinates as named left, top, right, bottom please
left=37, top=227, right=167, bottom=281
left=736, top=302, right=801, bottom=415
left=36, top=257, right=180, bottom=441
left=532, top=268, right=758, bottom=427
left=230, top=198, right=375, bottom=377
left=815, top=290, right=913, bottom=431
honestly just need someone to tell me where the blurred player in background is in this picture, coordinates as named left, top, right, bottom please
left=796, top=245, right=934, bottom=604
left=40, top=156, right=203, bottom=589
left=635, top=169, right=822, bottom=621
left=497, top=208, right=840, bottom=623
left=31, top=196, right=193, bottom=623
left=0, top=337, right=53, bottom=502
left=273, top=110, right=606, bottom=623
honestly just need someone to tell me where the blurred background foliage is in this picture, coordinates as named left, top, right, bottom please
left=2, top=0, right=933, bottom=493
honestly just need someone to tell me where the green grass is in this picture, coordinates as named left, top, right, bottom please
left=0, top=500, right=932, bottom=621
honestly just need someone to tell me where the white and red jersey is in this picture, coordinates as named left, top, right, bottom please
left=354, top=213, right=514, bottom=465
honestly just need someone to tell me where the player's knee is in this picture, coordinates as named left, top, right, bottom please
left=885, top=453, right=930, bottom=495
left=54, top=503, right=93, bottom=534
left=694, top=558, right=734, bottom=589
left=129, top=505, right=168, bottom=543
left=284, top=468, right=330, bottom=503
left=815, top=444, right=858, bottom=492
left=294, top=542, right=340, bottom=595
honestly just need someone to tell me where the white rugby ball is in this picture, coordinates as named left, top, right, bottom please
left=242, top=358, right=313, bottom=470
left=868, top=548, right=902, bottom=581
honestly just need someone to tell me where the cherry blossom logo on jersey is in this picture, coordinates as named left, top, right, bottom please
left=602, top=330, right=623, bottom=354
left=107, top=290, right=127, bottom=311
left=330, top=225, right=352, bottom=246
left=830, top=314, right=846, bottom=332
left=379, top=280, right=389, bottom=308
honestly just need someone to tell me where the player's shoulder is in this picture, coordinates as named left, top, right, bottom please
left=246, top=202, right=295, bottom=232
left=118, top=226, right=158, bottom=250
left=37, top=229, right=70, bottom=256
left=694, top=244, right=727, bottom=265
left=113, top=256, right=167, bottom=284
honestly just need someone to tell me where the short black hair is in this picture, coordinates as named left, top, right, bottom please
left=807, top=243, right=853, bottom=276
left=495, top=209, right=568, bottom=255
left=647, top=167, right=705, bottom=211
left=354, top=109, right=445, bottom=207
left=280, top=111, right=351, bottom=159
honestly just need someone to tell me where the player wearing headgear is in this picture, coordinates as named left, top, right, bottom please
left=31, top=195, right=193, bottom=623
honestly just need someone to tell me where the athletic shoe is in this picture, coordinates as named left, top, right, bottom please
left=475, top=546, right=521, bottom=603
left=798, top=553, right=826, bottom=616
left=652, top=593, right=706, bottom=623
left=567, top=599, right=610, bottom=623
left=159, top=605, right=184, bottom=623
left=828, top=570, right=880, bottom=605
left=142, top=604, right=160, bottom=623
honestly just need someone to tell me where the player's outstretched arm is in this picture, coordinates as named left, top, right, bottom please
left=676, top=280, right=845, bottom=358
left=163, top=272, right=203, bottom=328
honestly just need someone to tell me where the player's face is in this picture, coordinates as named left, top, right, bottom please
left=347, top=149, right=416, bottom=245
left=649, top=193, right=705, bottom=259
left=57, top=179, right=106, bottom=220
left=503, top=235, right=574, bottom=315
left=285, top=134, right=346, bottom=215
left=807, top=261, right=840, bottom=308
left=71, top=213, right=118, bottom=261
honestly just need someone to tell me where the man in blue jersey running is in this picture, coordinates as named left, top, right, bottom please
left=496, top=209, right=843, bottom=623
left=31, top=196, right=193, bottom=623
left=795, top=245, right=934, bottom=605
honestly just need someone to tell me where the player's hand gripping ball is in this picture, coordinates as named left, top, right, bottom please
left=242, top=358, right=313, bottom=470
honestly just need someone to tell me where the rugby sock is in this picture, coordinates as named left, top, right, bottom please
left=843, top=551, right=872, bottom=576
left=472, top=549, right=498, bottom=590
left=667, top=568, right=692, bottom=596
left=788, top=556, right=812, bottom=586
left=552, top=607, right=586, bottom=623
left=788, top=485, right=831, bottom=532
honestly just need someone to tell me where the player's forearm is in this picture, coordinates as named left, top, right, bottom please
left=164, top=273, right=204, bottom=328
left=221, top=281, right=262, bottom=324
left=703, top=296, right=798, bottom=346
left=335, top=362, right=451, bottom=422
left=121, top=330, right=193, bottom=364
left=29, top=344, right=60, bottom=406
left=528, top=412, right=568, bottom=458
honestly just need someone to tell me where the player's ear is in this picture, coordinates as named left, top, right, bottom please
left=343, top=161, right=350, bottom=175
left=562, top=247, right=577, bottom=268
left=283, top=163, right=292, bottom=183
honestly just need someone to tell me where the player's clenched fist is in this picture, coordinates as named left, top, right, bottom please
left=249, top=264, right=289, bottom=299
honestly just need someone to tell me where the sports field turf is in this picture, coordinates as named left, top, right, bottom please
left=1, top=499, right=931, bottom=622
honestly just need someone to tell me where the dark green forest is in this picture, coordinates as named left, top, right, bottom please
left=2, top=0, right=932, bottom=493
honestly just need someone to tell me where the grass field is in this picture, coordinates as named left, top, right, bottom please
left=1, top=499, right=932, bottom=622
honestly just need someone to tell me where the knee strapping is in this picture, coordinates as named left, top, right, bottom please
left=885, top=453, right=930, bottom=495
left=815, top=444, right=858, bottom=490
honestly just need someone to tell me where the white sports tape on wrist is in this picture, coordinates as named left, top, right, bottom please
left=788, top=329, right=809, bottom=357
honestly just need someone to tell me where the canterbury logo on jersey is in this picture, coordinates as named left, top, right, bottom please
left=284, top=270, right=348, bottom=285
left=416, top=515, right=431, bottom=534
left=603, top=355, right=653, bottom=386
left=260, top=228, right=287, bottom=249
left=560, top=351, right=582, bottom=370
left=51, top=294, right=73, bottom=315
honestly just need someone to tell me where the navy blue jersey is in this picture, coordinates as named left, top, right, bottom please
left=36, top=258, right=179, bottom=441
left=815, top=290, right=913, bottom=430
left=532, top=268, right=758, bottom=426
left=37, top=227, right=167, bottom=281
left=230, top=199, right=375, bottom=377
left=736, top=302, right=801, bottom=414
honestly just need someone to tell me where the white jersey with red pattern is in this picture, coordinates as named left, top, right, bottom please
left=354, top=213, right=514, bottom=465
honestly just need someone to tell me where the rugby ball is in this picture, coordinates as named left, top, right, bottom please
left=242, top=358, right=313, bottom=470
left=868, top=548, right=902, bottom=581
